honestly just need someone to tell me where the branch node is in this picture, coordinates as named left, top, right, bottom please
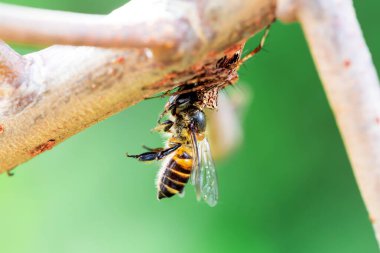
left=0, top=41, right=26, bottom=89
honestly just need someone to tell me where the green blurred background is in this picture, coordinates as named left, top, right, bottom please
left=0, top=0, right=379, bottom=252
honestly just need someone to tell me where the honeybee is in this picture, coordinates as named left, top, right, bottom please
left=127, top=84, right=218, bottom=206
left=127, top=25, right=271, bottom=206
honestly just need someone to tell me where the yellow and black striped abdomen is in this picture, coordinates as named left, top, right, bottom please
left=157, top=146, right=193, bottom=200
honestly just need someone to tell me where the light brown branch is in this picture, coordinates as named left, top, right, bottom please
left=0, top=2, right=185, bottom=53
left=0, top=1, right=275, bottom=58
left=278, top=0, right=380, bottom=246
left=0, top=0, right=275, bottom=172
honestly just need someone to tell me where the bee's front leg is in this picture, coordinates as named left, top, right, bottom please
left=152, top=120, right=174, bottom=133
left=127, top=143, right=181, bottom=162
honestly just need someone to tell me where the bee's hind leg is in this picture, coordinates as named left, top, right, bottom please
left=142, top=145, right=164, bottom=152
left=127, top=143, right=181, bottom=162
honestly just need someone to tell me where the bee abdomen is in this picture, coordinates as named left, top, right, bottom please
left=157, top=151, right=192, bottom=200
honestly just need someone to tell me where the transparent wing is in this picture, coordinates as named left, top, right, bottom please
left=190, top=134, right=219, bottom=207
left=198, top=138, right=219, bottom=206
left=189, top=129, right=202, bottom=200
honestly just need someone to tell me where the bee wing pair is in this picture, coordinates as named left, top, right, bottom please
left=189, top=128, right=219, bottom=207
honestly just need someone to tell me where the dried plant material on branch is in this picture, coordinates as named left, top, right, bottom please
left=150, top=26, right=270, bottom=109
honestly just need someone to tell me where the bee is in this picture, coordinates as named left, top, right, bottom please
left=127, top=25, right=271, bottom=206
left=127, top=84, right=218, bottom=206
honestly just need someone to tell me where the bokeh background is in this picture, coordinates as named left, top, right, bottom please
left=0, top=0, right=379, bottom=252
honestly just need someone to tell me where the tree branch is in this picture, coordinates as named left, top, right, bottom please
left=278, top=0, right=380, bottom=245
left=0, top=0, right=275, bottom=172
left=0, top=1, right=275, bottom=59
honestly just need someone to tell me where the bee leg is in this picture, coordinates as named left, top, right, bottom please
left=153, top=120, right=173, bottom=132
left=142, top=145, right=164, bottom=152
left=238, top=24, right=271, bottom=66
left=157, top=110, right=167, bottom=124
left=157, top=107, right=171, bottom=124
left=127, top=143, right=181, bottom=162
left=156, top=143, right=181, bottom=159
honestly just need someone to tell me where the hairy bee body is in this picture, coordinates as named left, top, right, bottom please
left=155, top=93, right=207, bottom=199
left=127, top=85, right=211, bottom=201
left=156, top=145, right=193, bottom=199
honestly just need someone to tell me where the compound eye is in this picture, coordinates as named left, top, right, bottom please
left=191, top=110, right=206, bottom=133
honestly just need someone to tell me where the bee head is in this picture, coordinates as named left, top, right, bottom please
left=167, top=93, right=197, bottom=118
